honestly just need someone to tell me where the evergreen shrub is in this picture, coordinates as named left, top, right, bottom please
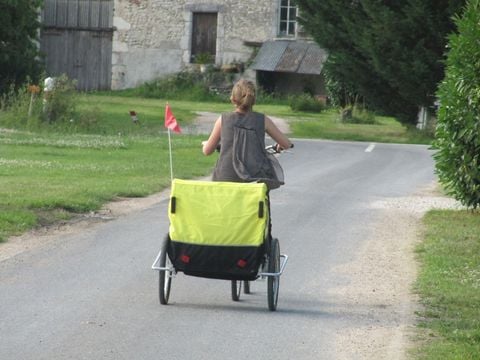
left=434, top=0, right=480, bottom=208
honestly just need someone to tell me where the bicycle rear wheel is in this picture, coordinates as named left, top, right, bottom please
left=243, top=281, right=250, bottom=294
left=231, top=280, right=242, bottom=301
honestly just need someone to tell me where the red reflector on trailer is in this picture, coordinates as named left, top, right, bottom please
left=237, top=259, right=247, bottom=268
left=180, top=254, right=190, bottom=264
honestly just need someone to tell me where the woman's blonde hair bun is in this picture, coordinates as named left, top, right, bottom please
left=231, top=79, right=256, bottom=111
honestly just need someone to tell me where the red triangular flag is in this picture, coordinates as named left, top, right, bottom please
left=164, top=104, right=181, bottom=133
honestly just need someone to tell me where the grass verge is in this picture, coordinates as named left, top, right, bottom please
left=414, top=210, right=480, bottom=358
left=0, top=129, right=217, bottom=242
left=76, top=94, right=433, bottom=144
left=289, top=109, right=433, bottom=144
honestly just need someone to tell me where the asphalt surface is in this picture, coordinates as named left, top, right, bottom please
left=0, top=139, right=436, bottom=359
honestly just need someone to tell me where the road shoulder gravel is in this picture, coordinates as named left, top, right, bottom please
left=331, top=182, right=463, bottom=359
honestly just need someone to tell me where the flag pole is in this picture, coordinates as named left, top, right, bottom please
left=167, top=128, right=174, bottom=182
left=164, top=102, right=181, bottom=183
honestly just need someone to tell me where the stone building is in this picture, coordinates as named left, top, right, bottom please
left=41, top=0, right=327, bottom=95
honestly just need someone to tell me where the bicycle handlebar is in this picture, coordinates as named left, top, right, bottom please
left=213, top=143, right=294, bottom=153
left=265, top=143, right=294, bottom=154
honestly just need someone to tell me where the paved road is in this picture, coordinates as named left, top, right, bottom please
left=0, top=140, right=435, bottom=359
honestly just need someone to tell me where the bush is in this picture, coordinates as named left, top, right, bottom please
left=252, top=87, right=288, bottom=105
left=433, top=0, right=480, bottom=209
left=0, top=85, right=30, bottom=127
left=0, top=82, right=44, bottom=130
left=43, top=74, right=78, bottom=124
left=289, top=93, right=325, bottom=112
left=135, top=71, right=295, bottom=105
left=0, top=75, right=99, bottom=133
left=130, top=70, right=295, bottom=105
left=341, top=106, right=377, bottom=124
left=135, top=71, right=229, bottom=102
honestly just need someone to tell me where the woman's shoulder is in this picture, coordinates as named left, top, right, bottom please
left=221, top=111, right=264, bottom=123
left=252, top=112, right=266, bottom=123
left=221, top=111, right=237, bottom=120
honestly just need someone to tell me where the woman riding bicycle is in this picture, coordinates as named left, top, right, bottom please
left=202, top=79, right=292, bottom=185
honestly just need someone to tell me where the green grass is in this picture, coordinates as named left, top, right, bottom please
left=288, top=108, right=433, bottom=144
left=414, top=210, right=480, bottom=359
left=0, top=128, right=217, bottom=241
left=75, top=94, right=223, bottom=135
left=0, top=91, right=433, bottom=241
left=78, top=94, right=433, bottom=144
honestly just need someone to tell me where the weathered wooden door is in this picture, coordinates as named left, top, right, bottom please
left=191, top=12, right=217, bottom=62
left=40, top=0, right=114, bottom=91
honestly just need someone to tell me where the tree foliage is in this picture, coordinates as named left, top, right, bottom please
left=296, top=0, right=465, bottom=123
left=0, top=0, right=44, bottom=94
left=434, top=0, right=480, bottom=209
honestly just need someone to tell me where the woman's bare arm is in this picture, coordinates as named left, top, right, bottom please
left=202, top=116, right=222, bottom=155
left=265, top=116, right=292, bottom=150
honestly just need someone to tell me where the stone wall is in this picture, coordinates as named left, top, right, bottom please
left=112, top=0, right=278, bottom=89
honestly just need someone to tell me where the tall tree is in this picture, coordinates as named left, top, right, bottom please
left=296, top=0, right=465, bottom=123
left=0, top=0, right=43, bottom=94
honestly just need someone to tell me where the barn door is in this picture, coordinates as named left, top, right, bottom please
left=40, top=0, right=113, bottom=91
left=191, top=12, right=217, bottom=63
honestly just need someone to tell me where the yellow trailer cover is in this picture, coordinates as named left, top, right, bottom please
left=168, top=179, right=268, bottom=247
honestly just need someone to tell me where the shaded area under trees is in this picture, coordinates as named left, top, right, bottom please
left=296, top=0, right=465, bottom=124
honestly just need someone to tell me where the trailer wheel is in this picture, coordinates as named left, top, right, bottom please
left=267, top=238, right=280, bottom=311
left=159, top=236, right=172, bottom=305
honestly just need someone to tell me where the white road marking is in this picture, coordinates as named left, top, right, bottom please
left=365, top=143, right=376, bottom=152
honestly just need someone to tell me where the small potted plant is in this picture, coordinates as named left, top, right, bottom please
left=194, top=53, right=213, bottom=73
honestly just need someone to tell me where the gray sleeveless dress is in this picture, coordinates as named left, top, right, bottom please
left=212, top=111, right=265, bottom=182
